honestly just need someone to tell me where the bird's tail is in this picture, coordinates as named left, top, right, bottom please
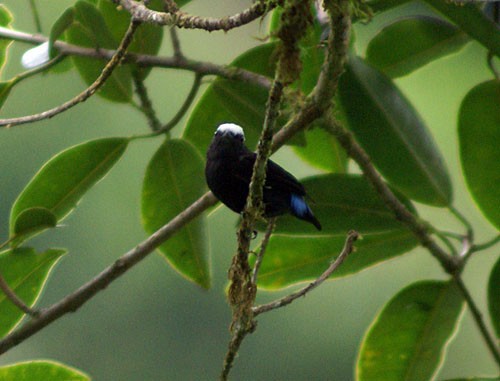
left=290, top=194, right=322, bottom=231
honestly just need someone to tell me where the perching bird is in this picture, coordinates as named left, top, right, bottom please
left=205, top=123, right=322, bottom=230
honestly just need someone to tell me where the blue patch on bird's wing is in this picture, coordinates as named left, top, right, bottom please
left=290, top=194, right=310, bottom=217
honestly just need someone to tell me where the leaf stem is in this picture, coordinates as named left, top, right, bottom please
left=0, top=271, right=39, bottom=317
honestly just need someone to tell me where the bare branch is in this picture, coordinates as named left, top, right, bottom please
left=0, top=192, right=217, bottom=355
left=253, top=230, right=359, bottom=316
left=0, top=21, right=140, bottom=128
left=117, top=0, right=277, bottom=31
left=251, top=218, right=276, bottom=285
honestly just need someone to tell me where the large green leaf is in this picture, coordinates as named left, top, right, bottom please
left=357, top=280, right=464, bottom=381
left=0, top=248, right=66, bottom=337
left=254, top=174, right=418, bottom=289
left=366, top=16, right=468, bottom=78
left=65, top=0, right=132, bottom=102
left=488, top=255, right=500, bottom=339
left=142, top=139, right=210, bottom=288
left=183, top=43, right=276, bottom=155
left=10, top=138, right=128, bottom=243
left=338, top=55, right=452, bottom=206
left=0, top=360, right=89, bottom=381
left=459, top=80, right=500, bottom=229
left=0, top=4, right=13, bottom=76
left=423, top=0, right=500, bottom=59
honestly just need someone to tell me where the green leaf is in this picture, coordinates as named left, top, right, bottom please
left=423, top=0, right=500, bottom=59
left=338, top=55, right=452, bottom=206
left=183, top=43, right=276, bottom=155
left=254, top=174, right=418, bottom=289
left=366, top=0, right=411, bottom=14
left=0, top=79, right=15, bottom=110
left=0, top=360, right=89, bottom=381
left=357, top=280, right=464, bottom=381
left=10, top=138, right=128, bottom=240
left=97, top=0, right=163, bottom=79
left=0, top=248, right=66, bottom=337
left=65, top=0, right=132, bottom=102
left=11, top=207, right=57, bottom=247
left=366, top=16, right=468, bottom=78
left=142, top=139, right=210, bottom=288
left=488, top=255, right=500, bottom=339
left=292, top=124, right=347, bottom=172
left=459, top=80, right=500, bottom=229
left=0, top=4, right=13, bottom=77
left=49, top=7, right=75, bottom=58
left=441, top=379, right=500, bottom=381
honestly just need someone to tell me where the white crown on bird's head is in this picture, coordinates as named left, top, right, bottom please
left=216, top=123, right=245, bottom=140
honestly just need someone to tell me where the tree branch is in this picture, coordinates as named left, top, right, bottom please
left=0, top=192, right=218, bottom=355
left=0, top=21, right=140, bottom=128
left=116, top=0, right=277, bottom=31
left=253, top=230, right=359, bottom=316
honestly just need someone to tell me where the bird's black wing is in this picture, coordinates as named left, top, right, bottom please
left=238, top=151, right=306, bottom=196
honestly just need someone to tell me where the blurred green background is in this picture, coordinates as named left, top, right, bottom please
left=0, top=1, right=498, bottom=380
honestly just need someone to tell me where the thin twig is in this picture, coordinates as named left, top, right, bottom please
left=0, top=192, right=218, bottom=355
left=0, top=272, right=38, bottom=317
left=28, top=0, right=43, bottom=33
left=0, top=21, right=140, bottom=128
left=132, top=71, right=163, bottom=131
left=449, top=205, right=474, bottom=239
left=453, top=275, right=500, bottom=367
left=251, top=218, right=276, bottom=285
left=117, top=0, right=277, bottom=31
left=253, top=230, right=359, bottom=316
left=468, top=234, right=500, bottom=257
left=169, top=27, right=183, bottom=59
left=0, top=26, right=271, bottom=88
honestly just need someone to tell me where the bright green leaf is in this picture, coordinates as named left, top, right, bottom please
left=49, top=7, right=75, bottom=58
left=357, top=280, right=464, bottom=381
left=0, top=4, right=13, bottom=76
left=142, top=139, right=210, bottom=288
left=366, top=16, right=468, bottom=78
left=254, top=174, right=418, bottom=289
left=423, top=0, right=500, bottom=58
left=10, top=138, right=128, bottom=238
left=0, top=79, right=15, bottom=110
left=183, top=43, right=276, bottom=155
left=0, top=248, right=66, bottom=337
left=11, top=207, right=57, bottom=247
left=338, top=55, right=452, bottom=206
left=488, top=255, right=500, bottom=339
left=0, top=360, right=89, bottom=381
left=459, top=80, right=500, bottom=229
left=65, top=0, right=132, bottom=102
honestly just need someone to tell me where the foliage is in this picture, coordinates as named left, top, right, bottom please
left=0, top=0, right=498, bottom=380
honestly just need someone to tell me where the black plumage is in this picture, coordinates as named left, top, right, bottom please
left=205, top=123, right=321, bottom=230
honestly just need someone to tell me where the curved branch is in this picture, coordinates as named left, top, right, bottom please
left=117, top=0, right=277, bottom=31
left=0, top=21, right=140, bottom=128
left=0, top=192, right=218, bottom=355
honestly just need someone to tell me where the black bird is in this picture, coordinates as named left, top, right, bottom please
left=205, top=123, right=322, bottom=230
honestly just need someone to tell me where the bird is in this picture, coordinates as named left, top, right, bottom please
left=205, top=123, right=322, bottom=230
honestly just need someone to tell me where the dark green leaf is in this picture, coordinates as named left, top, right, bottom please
left=0, top=248, right=66, bottom=337
left=423, top=0, right=500, bottom=58
left=0, top=4, right=13, bottom=76
left=338, top=55, right=452, bottom=206
left=488, top=255, right=500, bottom=339
left=97, top=0, right=163, bottom=79
left=183, top=43, right=275, bottom=155
left=366, top=0, right=411, bottom=14
left=65, top=1, right=132, bottom=102
left=10, top=138, right=128, bottom=238
left=357, top=280, right=464, bottom=381
left=366, top=16, right=468, bottom=78
left=142, top=139, right=210, bottom=288
left=275, top=174, right=416, bottom=234
left=459, top=80, right=500, bottom=229
left=11, top=207, right=57, bottom=247
left=0, top=360, right=89, bottom=381
left=441, top=378, right=500, bottom=381
left=254, top=174, right=418, bottom=289
left=49, top=7, right=75, bottom=58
